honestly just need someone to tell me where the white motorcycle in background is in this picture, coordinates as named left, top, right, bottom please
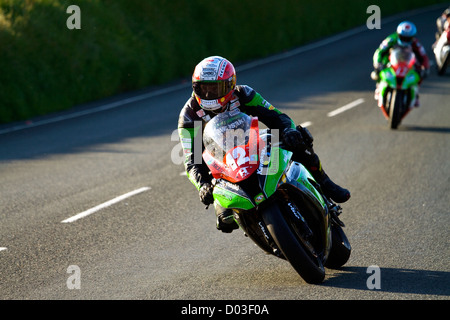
left=433, top=22, right=450, bottom=75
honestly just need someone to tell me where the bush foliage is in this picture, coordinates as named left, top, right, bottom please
left=0, top=0, right=446, bottom=123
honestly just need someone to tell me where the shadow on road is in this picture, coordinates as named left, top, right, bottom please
left=324, top=266, right=450, bottom=297
left=398, top=125, right=450, bottom=134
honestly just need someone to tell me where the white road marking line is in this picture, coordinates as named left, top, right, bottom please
left=327, top=98, right=365, bottom=117
left=300, top=121, right=312, bottom=128
left=61, top=187, right=151, bottom=223
left=0, top=247, right=7, bottom=252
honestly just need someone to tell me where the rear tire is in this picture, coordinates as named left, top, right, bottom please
left=261, top=201, right=325, bottom=284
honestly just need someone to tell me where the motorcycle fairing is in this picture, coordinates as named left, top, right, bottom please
left=279, top=161, right=332, bottom=261
left=378, top=46, right=420, bottom=110
left=212, top=179, right=255, bottom=210
left=203, top=111, right=328, bottom=215
left=379, top=68, right=419, bottom=110
left=283, top=161, right=326, bottom=210
left=257, top=144, right=292, bottom=199
left=211, top=143, right=291, bottom=210
left=433, top=29, right=449, bottom=74
left=202, top=117, right=260, bottom=184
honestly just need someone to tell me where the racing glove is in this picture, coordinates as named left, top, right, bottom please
left=297, top=125, right=314, bottom=148
left=371, top=63, right=385, bottom=81
left=282, top=127, right=304, bottom=149
left=199, top=183, right=214, bottom=206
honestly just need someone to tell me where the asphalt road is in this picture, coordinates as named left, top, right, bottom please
left=1, top=5, right=449, bottom=302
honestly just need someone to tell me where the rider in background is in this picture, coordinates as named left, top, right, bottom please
left=435, top=7, right=450, bottom=40
left=433, top=8, right=450, bottom=49
left=178, top=56, right=350, bottom=233
left=371, top=21, right=430, bottom=106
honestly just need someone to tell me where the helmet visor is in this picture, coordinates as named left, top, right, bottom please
left=193, top=80, right=233, bottom=100
left=399, top=34, right=412, bottom=44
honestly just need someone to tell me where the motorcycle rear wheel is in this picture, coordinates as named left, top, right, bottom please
left=262, top=201, right=325, bottom=284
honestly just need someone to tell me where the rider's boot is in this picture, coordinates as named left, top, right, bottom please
left=414, top=93, right=420, bottom=107
left=215, top=205, right=239, bottom=233
left=374, top=83, right=380, bottom=101
left=316, top=171, right=351, bottom=203
left=308, top=159, right=351, bottom=203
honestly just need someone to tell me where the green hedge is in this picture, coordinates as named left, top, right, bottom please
left=0, top=0, right=447, bottom=123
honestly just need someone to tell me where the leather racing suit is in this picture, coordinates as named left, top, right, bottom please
left=177, top=85, right=349, bottom=232
left=373, top=32, right=430, bottom=81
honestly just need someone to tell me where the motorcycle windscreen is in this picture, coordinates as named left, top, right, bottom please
left=202, top=111, right=261, bottom=183
left=389, top=47, right=416, bottom=71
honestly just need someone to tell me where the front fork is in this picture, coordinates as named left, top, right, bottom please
left=378, top=85, right=418, bottom=120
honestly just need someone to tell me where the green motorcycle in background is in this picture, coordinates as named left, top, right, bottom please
left=375, top=46, right=421, bottom=129
left=202, top=110, right=351, bottom=284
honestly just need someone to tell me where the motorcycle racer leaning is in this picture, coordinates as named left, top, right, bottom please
left=178, top=56, right=350, bottom=233
left=371, top=21, right=430, bottom=106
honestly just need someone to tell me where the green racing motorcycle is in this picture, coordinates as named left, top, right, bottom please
left=375, top=46, right=421, bottom=129
left=202, top=110, right=351, bottom=284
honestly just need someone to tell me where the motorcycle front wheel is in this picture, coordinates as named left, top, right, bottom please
left=324, top=224, right=351, bottom=269
left=437, top=48, right=449, bottom=75
left=261, top=201, right=325, bottom=284
left=389, top=89, right=403, bottom=129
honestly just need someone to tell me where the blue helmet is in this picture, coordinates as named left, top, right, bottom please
left=396, top=21, right=417, bottom=46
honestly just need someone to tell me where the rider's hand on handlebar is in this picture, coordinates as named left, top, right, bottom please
left=371, top=63, right=385, bottom=81
left=199, top=183, right=214, bottom=206
left=371, top=70, right=380, bottom=81
left=282, top=127, right=304, bottom=149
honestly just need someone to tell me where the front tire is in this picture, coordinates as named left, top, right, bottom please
left=261, top=201, right=325, bottom=284
left=437, top=49, right=449, bottom=75
left=389, top=90, right=402, bottom=129
left=325, top=224, right=351, bottom=269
